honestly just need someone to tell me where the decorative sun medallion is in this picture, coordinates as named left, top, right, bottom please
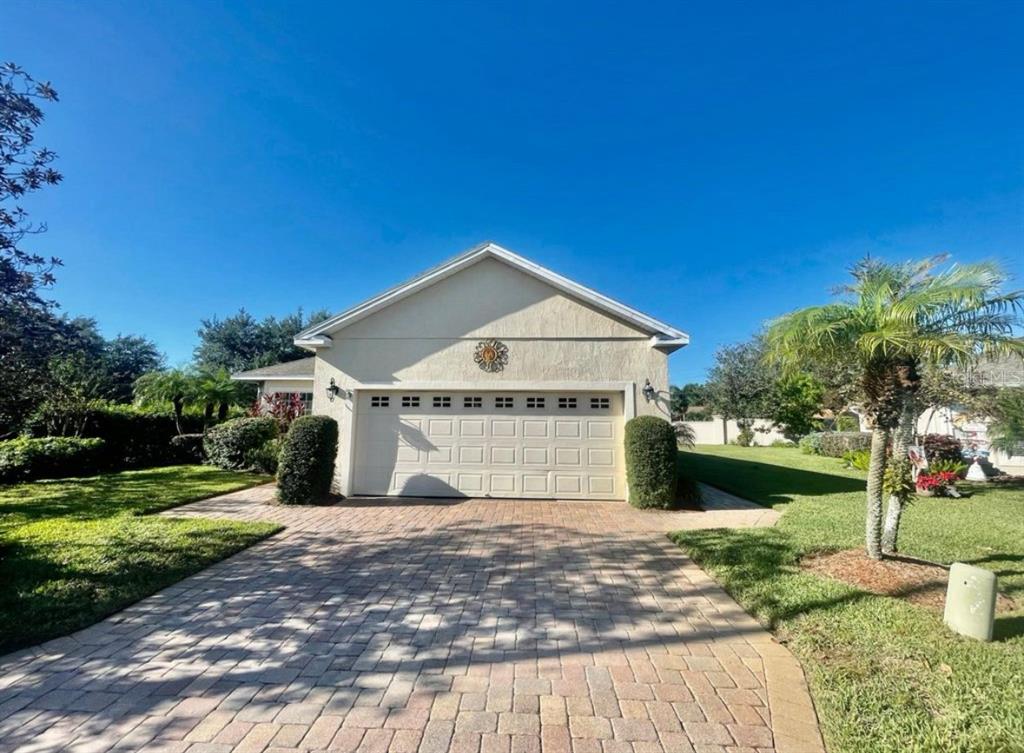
left=474, top=339, right=509, bottom=373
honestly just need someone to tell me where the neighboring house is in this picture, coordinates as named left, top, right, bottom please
left=237, top=242, right=687, bottom=500
left=918, top=355, right=1024, bottom=475
left=232, top=357, right=315, bottom=414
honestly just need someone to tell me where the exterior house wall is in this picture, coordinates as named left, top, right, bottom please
left=258, top=379, right=314, bottom=395
left=309, top=259, right=671, bottom=494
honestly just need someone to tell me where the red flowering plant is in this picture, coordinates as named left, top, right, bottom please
left=915, top=470, right=960, bottom=497
left=249, top=392, right=305, bottom=432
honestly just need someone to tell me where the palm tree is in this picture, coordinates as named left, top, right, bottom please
left=766, top=257, right=1024, bottom=559
left=193, top=367, right=245, bottom=424
left=133, top=369, right=194, bottom=434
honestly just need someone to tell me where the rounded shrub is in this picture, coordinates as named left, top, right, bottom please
left=203, top=417, right=278, bottom=470
left=276, top=415, right=339, bottom=504
left=817, top=431, right=872, bottom=458
left=624, top=415, right=679, bottom=509
left=921, top=434, right=964, bottom=464
left=0, top=437, right=106, bottom=483
left=169, top=433, right=205, bottom=464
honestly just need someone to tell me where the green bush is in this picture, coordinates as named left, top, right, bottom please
left=203, top=417, right=279, bottom=470
left=799, top=432, right=825, bottom=454
left=771, top=439, right=796, bottom=448
left=929, top=457, right=968, bottom=477
left=24, top=402, right=203, bottom=469
left=835, top=414, right=861, bottom=432
left=922, top=434, right=964, bottom=464
left=800, top=431, right=871, bottom=457
left=246, top=437, right=282, bottom=475
left=624, top=415, right=679, bottom=509
left=0, top=437, right=106, bottom=483
left=277, top=415, right=339, bottom=504
left=842, top=448, right=872, bottom=470
left=818, top=431, right=872, bottom=457
left=169, top=433, right=205, bottom=464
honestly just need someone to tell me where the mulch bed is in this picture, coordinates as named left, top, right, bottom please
left=801, top=549, right=1017, bottom=613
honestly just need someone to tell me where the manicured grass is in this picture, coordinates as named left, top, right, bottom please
left=674, top=446, right=1024, bottom=753
left=0, top=465, right=279, bottom=655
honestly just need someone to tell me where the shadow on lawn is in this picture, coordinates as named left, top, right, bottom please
left=679, top=451, right=864, bottom=506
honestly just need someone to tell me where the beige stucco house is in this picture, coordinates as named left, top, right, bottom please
left=235, top=242, right=688, bottom=500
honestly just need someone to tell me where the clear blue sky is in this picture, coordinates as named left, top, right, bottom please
left=4, top=1, right=1022, bottom=384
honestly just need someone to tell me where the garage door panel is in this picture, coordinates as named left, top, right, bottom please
left=490, top=446, right=516, bottom=464
left=522, top=447, right=548, bottom=465
left=522, top=420, right=548, bottom=438
left=522, top=474, right=550, bottom=494
left=555, top=420, right=581, bottom=438
left=458, top=446, right=485, bottom=464
left=459, top=419, right=485, bottom=437
left=427, top=418, right=453, bottom=437
left=426, top=446, right=452, bottom=464
left=354, top=391, right=623, bottom=499
left=491, top=419, right=517, bottom=437
left=555, top=447, right=581, bottom=466
left=554, top=475, right=583, bottom=494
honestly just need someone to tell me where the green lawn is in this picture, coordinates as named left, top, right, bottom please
left=0, top=465, right=279, bottom=655
left=675, top=446, right=1024, bottom=753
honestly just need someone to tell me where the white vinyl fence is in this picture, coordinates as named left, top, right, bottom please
left=681, top=418, right=789, bottom=446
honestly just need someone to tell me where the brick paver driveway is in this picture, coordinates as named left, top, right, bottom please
left=0, top=488, right=821, bottom=753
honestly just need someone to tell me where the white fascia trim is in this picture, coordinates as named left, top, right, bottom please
left=293, top=242, right=688, bottom=344
left=231, top=375, right=315, bottom=383
left=349, top=380, right=635, bottom=392
left=649, top=334, right=690, bottom=353
left=294, top=334, right=333, bottom=351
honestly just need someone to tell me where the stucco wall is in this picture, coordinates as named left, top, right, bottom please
left=259, top=380, right=313, bottom=395
left=308, top=258, right=673, bottom=493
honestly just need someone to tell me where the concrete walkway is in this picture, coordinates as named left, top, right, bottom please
left=0, top=486, right=818, bottom=753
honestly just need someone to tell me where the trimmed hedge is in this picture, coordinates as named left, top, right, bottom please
left=277, top=415, right=338, bottom=504
left=800, top=431, right=871, bottom=457
left=624, top=415, right=678, bottom=509
left=203, top=417, right=279, bottom=471
left=0, top=437, right=107, bottom=483
left=169, top=433, right=205, bottom=464
left=24, top=403, right=203, bottom=469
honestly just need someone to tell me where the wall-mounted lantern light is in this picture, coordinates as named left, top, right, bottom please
left=642, top=379, right=657, bottom=403
left=326, top=378, right=342, bottom=402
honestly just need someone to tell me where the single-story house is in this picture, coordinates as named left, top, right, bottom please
left=232, top=357, right=315, bottom=413
left=234, top=242, right=687, bottom=500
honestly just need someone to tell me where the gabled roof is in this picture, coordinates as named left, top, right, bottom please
left=295, top=242, right=689, bottom=352
left=231, top=357, right=315, bottom=382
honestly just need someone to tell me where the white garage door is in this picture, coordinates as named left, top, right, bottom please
left=353, top=391, right=624, bottom=499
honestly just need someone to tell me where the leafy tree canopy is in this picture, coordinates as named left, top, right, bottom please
left=705, top=338, right=777, bottom=427
left=194, top=308, right=330, bottom=373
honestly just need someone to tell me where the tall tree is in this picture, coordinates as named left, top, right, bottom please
left=767, top=257, right=1024, bottom=559
left=104, top=334, right=164, bottom=402
left=766, top=373, right=824, bottom=441
left=669, top=383, right=708, bottom=421
left=194, top=308, right=330, bottom=373
left=705, top=338, right=777, bottom=444
left=0, top=63, right=63, bottom=435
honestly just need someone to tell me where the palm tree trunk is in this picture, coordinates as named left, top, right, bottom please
left=218, top=401, right=229, bottom=421
left=865, top=426, right=889, bottom=560
left=172, top=398, right=184, bottom=436
left=882, top=400, right=918, bottom=554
